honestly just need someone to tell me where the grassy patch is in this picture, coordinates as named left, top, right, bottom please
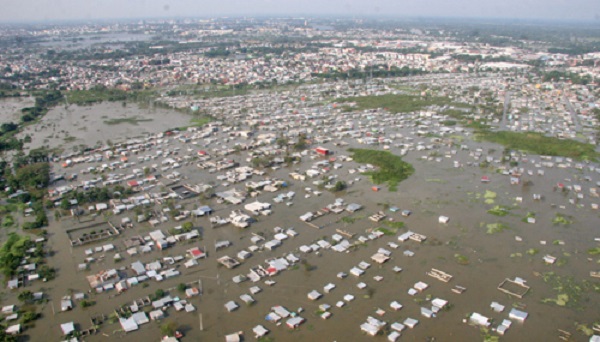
left=587, top=247, right=600, bottom=255
left=2, top=214, right=15, bottom=227
left=349, top=148, right=414, bottom=191
left=483, top=190, right=497, bottom=204
left=382, top=220, right=405, bottom=230
left=487, top=205, right=510, bottom=216
left=104, top=117, right=153, bottom=125
left=552, top=213, right=573, bottom=226
left=340, top=215, right=364, bottom=224
left=476, top=131, right=598, bottom=161
left=485, top=222, right=510, bottom=234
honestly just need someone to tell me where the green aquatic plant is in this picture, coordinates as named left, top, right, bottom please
left=486, top=222, right=509, bottom=234
left=487, top=205, right=509, bottom=217
left=454, top=254, right=470, bottom=265
left=552, top=213, right=573, bottom=226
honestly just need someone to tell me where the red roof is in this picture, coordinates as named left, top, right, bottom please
left=190, top=248, right=205, bottom=257
left=127, top=180, right=139, bottom=187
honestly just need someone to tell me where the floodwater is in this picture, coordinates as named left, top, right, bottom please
left=0, top=97, right=35, bottom=123
left=8, top=103, right=600, bottom=341
left=18, top=101, right=194, bottom=152
left=21, top=147, right=600, bottom=341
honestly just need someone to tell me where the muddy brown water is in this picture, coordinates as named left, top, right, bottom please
left=6, top=117, right=600, bottom=341
left=17, top=101, right=194, bottom=153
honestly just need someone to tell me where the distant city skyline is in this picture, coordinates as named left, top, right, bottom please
left=1, top=0, right=600, bottom=23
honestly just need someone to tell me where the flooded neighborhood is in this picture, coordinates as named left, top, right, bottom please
left=0, top=15, right=599, bottom=342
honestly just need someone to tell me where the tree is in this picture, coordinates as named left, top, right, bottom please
left=18, top=290, right=34, bottom=302
left=0, top=122, right=18, bottom=134
left=60, top=198, right=70, bottom=210
left=38, top=265, right=56, bottom=280
left=332, top=181, right=347, bottom=192
left=177, top=283, right=187, bottom=293
left=181, top=222, right=193, bottom=232
left=294, top=135, right=308, bottom=150
left=160, top=320, right=178, bottom=336
left=154, top=289, right=165, bottom=299
left=20, top=311, right=40, bottom=323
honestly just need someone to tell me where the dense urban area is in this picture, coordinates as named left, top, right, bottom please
left=0, top=16, right=599, bottom=342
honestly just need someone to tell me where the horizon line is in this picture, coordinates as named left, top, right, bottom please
left=1, top=14, right=599, bottom=26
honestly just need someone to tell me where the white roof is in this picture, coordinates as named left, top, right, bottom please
left=5, top=324, right=20, bottom=334
left=253, top=325, right=269, bottom=337
left=119, top=317, right=139, bottom=332
left=60, top=322, right=75, bottom=335
left=225, top=301, right=239, bottom=312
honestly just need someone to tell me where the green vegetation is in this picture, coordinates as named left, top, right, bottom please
left=349, top=148, right=414, bottom=191
left=154, top=289, right=165, bottom=299
left=454, top=253, right=470, bottom=265
left=160, top=320, right=179, bottom=337
left=483, top=190, right=496, bottom=204
left=476, top=131, right=598, bottom=161
left=542, top=70, right=592, bottom=85
left=575, top=323, right=595, bottom=336
left=0, top=90, right=63, bottom=153
left=485, top=222, right=510, bottom=234
left=80, top=300, right=96, bottom=308
left=541, top=272, right=598, bottom=309
left=522, top=212, right=536, bottom=223
left=0, top=233, right=32, bottom=277
left=382, top=220, right=405, bottom=230
left=188, top=116, right=215, bottom=128
left=338, top=93, right=471, bottom=114
left=330, top=181, right=347, bottom=192
left=20, top=310, right=40, bottom=324
left=181, top=222, right=194, bottom=232
left=340, top=215, right=363, bottom=225
left=103, top=117, right=153, bottom=125
left=553, top=213, right=573, bottom=226
left=17, top=290, right=34, bottom=303
left=587, top=247, right=600, bottom=255
left=487, top=205, right=510, bottom=216
left=168, top=83, right=250, bottom=99
left=526, top=248, right=539, bottom=256
left=177, top=283, right=187, bottom=293
left=66, top=87, right=129, bottom=106
left=2, top=214, right=15, bottom=227
left=374, top=227, right=396, bottom=236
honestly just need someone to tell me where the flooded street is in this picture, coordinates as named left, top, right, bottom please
left=18, top=134, right=600, bottom=341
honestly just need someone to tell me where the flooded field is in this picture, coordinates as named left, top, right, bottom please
left=18, top=101, right=194, bottom=152
left=0, top=97, right=35, bottom=123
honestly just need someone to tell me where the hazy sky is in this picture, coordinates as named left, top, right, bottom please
left=2, top=0, right=599, bottom=23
